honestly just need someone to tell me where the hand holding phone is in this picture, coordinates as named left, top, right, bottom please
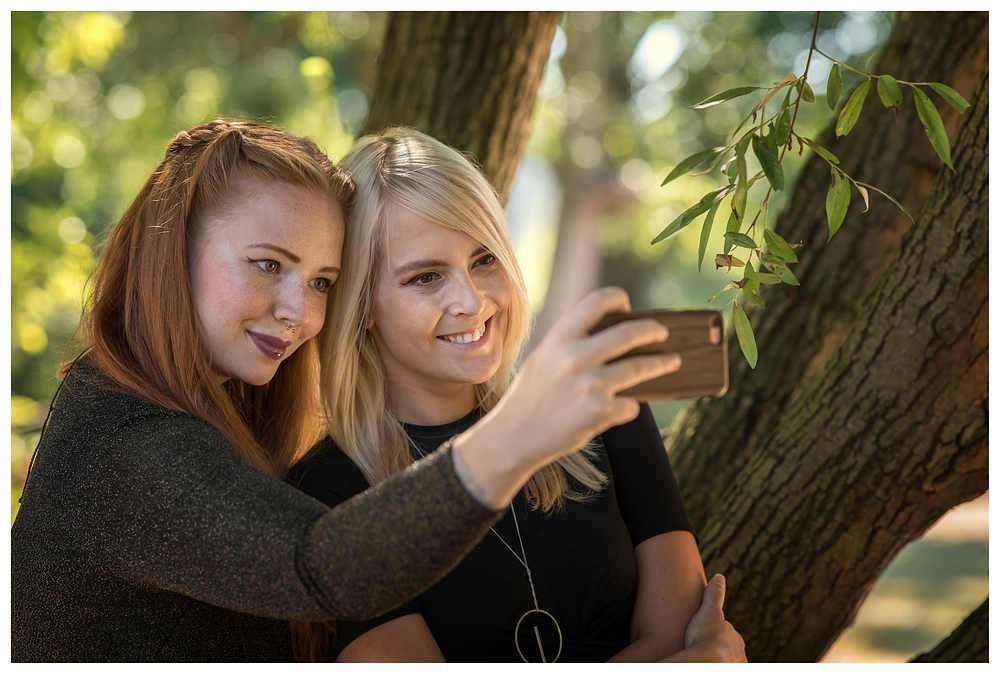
left=590, top=309, right=728, bottom=400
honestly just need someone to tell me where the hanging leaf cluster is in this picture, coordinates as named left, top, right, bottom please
left=655, top=13, right=969, bottom=368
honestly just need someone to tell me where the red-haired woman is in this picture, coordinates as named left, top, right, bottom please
left=11, top=120, right=681, bottom=662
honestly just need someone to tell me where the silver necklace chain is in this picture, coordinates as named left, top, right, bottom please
left=410, top=436, right=541, bottom=611
left=491, top=503, right=541, bottom=611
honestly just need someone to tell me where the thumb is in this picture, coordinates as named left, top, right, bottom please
left=701, top=573, right=726, bottom=612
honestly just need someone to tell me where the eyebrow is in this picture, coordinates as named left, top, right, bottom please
left=248, top=243, right=340, bottom=273
left=392, top=247, right=490, bottom=277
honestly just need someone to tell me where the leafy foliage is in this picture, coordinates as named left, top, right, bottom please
left=652, top=11, right=968, bottom=366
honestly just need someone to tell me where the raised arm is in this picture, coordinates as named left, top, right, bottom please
left=452, top=287, right=680, bottom=509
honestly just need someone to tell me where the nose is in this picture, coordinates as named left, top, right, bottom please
left=274, top=279, right=323, bottom=334
left=447, top=271, right=487, bottom=317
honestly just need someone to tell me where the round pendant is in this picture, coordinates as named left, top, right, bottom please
left=514, top=608, right=563, bottom=663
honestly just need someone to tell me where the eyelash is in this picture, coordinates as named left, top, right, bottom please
left=249, top=258, right=332, bottom=293
left=405, top=254, right=498, bottom=287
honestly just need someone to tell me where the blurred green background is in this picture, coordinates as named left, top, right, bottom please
left=9, top=11, right=986, bottom=661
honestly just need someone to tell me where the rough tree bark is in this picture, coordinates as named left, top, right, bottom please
left=362, top=11, right=559, bottom=198
left=700, top=68, right=988, bottom=661
left=666, top=12, right=989, bottom=529
left=911, top=599, right=989, bottom=663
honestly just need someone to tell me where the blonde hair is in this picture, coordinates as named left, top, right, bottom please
left=318, top=128, right=605, bottom=512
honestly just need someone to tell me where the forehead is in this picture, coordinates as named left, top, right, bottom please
left=195, top=179, right=343, bottom=250
left=381, top=205, right=482, bottom=261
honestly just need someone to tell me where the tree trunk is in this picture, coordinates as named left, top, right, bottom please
left=910, top=598, right=989, bottom=663
left=362, top=11, right=559, bottom=198
left=700, top=67, right=988, bottom=662
left=665, top=11, right=989, bottom=530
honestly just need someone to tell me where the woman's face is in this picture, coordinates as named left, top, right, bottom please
left=189, top=178, right=344, bottom=385
left=370, top=206, right=510, bottom=401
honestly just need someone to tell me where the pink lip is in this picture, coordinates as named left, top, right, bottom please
left=437, top=316, right=492, bottom=347
left=248, top=331, right=293, bottom=360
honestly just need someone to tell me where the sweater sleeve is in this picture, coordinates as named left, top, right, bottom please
left=103, top=412, right=501, bottom=623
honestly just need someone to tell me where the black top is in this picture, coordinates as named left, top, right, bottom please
left=11, top=356, right=502, bottom=662
left=289, top=404, right=695, bottom=662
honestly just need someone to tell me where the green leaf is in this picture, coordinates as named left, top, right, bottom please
left=766, top=123, right=779, bottom=155
left=802, top=138, right=839, bottom=165
left=743, top=286, right=765, bottom=308
left=836, top=79, right=871, bottom=137
left=651, top=186, right=732, bottom=245
left=776, top=109, right=792, bottom=147
left=698, top=199, right=723, bottom=272
left=661, top=146, right=726, bottom=186
left=756, top=272, right=782, bottom=285
left=800, top=80, right=815, bottom=103
left=763, top=228, right=798, bottom=263
left=760, top=254, right=787, bottom=265
left=877, top=74, right=902, bottom=108
left=752, top=134, right=784, bottom=191
left=692, top=86, right=764, bottom=109
left=724, top=156, right=738, bottom=184
left=913, top=87, right=954, bottom=170
left=725, top=141, right=750, bottom=253
left=732, top=300, right=758, bottom=368
left=826, top=64, right=842, bottom=109
left=725, top=232, right=758, bottom=249
left=743, top=262, right=760, bottom=294
left=778, top=266, right=800, bottom=286
left=928, top=82, right=970, bottom=113
left=825, top=169, right=851, bottom=240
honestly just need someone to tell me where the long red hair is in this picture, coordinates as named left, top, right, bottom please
left=77, top=119, right=354, bottom=477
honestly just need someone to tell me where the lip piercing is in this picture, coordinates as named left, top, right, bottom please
left=285, top=323, right=299, bottom=334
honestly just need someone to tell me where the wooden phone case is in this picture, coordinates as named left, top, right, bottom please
left=591, top=309, right=728, bottom=400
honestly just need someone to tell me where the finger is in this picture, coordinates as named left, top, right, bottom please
left=545, top=287, right=632, bottom=341
left=599, top=353, right=682, bottom=393
left=701, top=574, right=726, bottom=612
left=580, top=318, right=670, bottom=364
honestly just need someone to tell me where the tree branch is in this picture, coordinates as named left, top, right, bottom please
left=910, top=598, right=988, bottom=662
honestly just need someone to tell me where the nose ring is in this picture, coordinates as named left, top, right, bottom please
left=286, top=323, right=299, bottom=334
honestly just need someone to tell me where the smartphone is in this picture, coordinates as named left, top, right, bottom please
left=590, top=309, right=728, bottom=400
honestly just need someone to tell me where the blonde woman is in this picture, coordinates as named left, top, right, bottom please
left=288, top=129, right=745, bottom=663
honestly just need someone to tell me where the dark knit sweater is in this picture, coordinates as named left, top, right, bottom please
left=11, top=357, right=502, bottom=662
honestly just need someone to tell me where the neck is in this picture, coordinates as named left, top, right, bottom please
left=388, top=379, right=478, bottom=427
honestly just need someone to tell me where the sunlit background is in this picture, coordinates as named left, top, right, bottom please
left=9, top=11, right=987, bottom=662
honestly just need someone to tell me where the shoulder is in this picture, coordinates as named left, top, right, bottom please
left=601, top=402, right=660, bottom=448
left=49, top=356, right=228, bottom=467
left=287, top=437, right=372, bottom=508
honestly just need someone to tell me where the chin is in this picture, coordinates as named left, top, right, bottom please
left=235, top=367, right=280, bottom=387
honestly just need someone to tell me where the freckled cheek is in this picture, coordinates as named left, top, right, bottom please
left=303, top=296, right=330, bottom=340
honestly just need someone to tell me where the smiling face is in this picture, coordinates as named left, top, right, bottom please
left=189, top=178, right=344, bottom=386
left=369, top=206, right=511, bottom=420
